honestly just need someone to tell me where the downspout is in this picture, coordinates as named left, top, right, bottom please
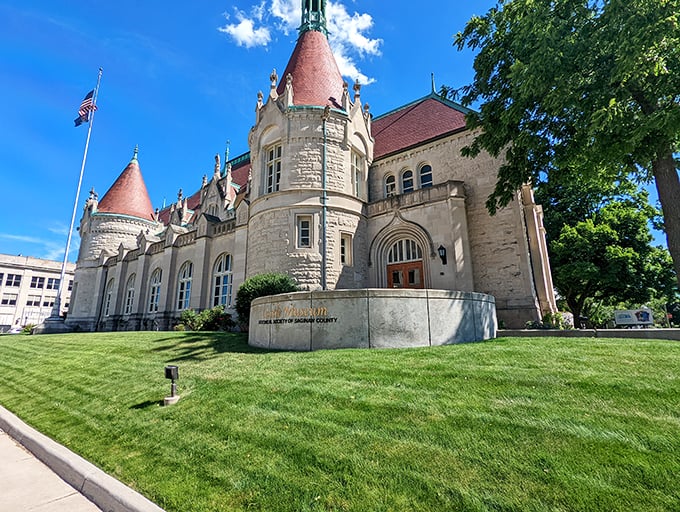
left=321, top=106, right=330, bottom=290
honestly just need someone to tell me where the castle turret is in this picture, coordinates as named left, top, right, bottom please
left=246, top=0, right=373, bottom=290
left=68, top=148, right=161, bottom=331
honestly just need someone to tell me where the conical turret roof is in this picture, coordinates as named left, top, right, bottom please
left=276, top=27, right=344, bottom=108
left=97, top=148, right=155, bottom=220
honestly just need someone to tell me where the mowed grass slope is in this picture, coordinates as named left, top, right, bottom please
left=0, top=332, right=678, bottom=511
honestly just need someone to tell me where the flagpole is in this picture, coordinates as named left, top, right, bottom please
left=47, top=68, right=103, bottom=324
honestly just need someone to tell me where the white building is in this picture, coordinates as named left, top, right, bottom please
left=0, top=254, right=74, bottom=331
left=66, top=0, right=557, bottom=332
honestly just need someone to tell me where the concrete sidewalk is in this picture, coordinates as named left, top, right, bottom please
left=0, top=405, right=165, bottom=512
left=0, top=428, right=101, bottom=511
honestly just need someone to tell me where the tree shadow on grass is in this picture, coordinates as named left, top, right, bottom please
left=151, top=331, right=274, bottom=362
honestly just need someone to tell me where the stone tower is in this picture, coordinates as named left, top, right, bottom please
left=246, top=0, right=373, bottom=290
left=67, top=148, right=160, bottom=330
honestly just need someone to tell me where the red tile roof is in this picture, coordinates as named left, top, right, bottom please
left=276, top=30, right=344, bottom=109
left=97, top=157, right=155, bottom=220
left=372, top=96, right=469, bottom=160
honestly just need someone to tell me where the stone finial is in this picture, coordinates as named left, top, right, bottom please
left=177, top=188, right=183, bottom=203
left=257, top=91, right=264, bottom=108
left=353, top=80, right=361, bottom=102
left=214, top=153, right=220, bottom=173
left=88, top=187, right=98, bottom=201
left=282, top=73, right=294, bottom=106
left=269, top=69, right=279, bottom=100
left=154, top=207, right=159, bottom=221
left=202, top=174, right=208, bottom=187
left=341, top=81, right=350, bottom=110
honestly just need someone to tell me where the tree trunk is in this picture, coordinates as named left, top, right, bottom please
left=652, top=149, right=680, bottom=288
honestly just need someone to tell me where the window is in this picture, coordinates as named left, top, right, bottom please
left=148, top=269, right=162, bottom=313
left=68, top=280, right=73, bottom=291
left=5, top=274, right=21, bottom=287
left=207, top=204, right=218, bottom=216
left=351, top=151, right=363, bottom=197
left=124, top=274, right=136, bottom=315
left=297, top=216, right=312, bottom=248
left=103, top=279, right=115, bottom=317
left=388, top=239, right=423, bottom=263
left=340, top=233, right=353, bottom=266
left=30, top=276, right=45, bottom=288
left=419, top=164, right=433, bottom=188
left=46, top=278, right=60, bottom=290
left=402, top=170, right=414, bottom=193
left=265, top=143, right=282, bottom=193
left=43, top=297, right=55, bottom=307
left=27, top=295, right=42, bottom=307
left=177, top=262, right=193, bottom=310
left=213, top=254, right=233, bottom=307
left=1, top=293, right=18, bottom=306
left=384, top=175, right=396, bottom=197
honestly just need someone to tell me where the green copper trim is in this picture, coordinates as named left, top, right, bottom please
left=299, top=0, right=328, bottom=36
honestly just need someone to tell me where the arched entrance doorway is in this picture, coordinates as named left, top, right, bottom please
left=386, top=239, right=424, bottom=289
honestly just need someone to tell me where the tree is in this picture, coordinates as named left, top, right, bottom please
left=452, top=0, right=680, bottom=286
left=550, top=200, right=676, bottom=323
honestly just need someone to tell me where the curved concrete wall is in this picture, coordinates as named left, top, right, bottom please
left=249, top=289, right=497, bottom=351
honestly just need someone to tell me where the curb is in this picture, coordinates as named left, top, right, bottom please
left=0, top=405, right=165, bottom=512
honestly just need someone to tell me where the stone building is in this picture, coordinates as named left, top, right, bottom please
left=66, top=0, right=556, bottom=332
left=0, top=254, right=75, bottom=331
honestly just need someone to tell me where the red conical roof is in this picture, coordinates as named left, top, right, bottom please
left=97, top=152, right=155, bottom=220
left=276, top=30, right=344, bottom=108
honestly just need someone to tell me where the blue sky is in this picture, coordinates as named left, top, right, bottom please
left=0, top=0, right=664, bottom=262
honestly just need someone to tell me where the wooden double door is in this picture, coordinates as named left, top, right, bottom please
left=387, top=261, right=424, bottom=289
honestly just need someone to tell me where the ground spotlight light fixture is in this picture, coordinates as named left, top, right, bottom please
left=437, top=245, right=447, bottom=265
left=164, top=365, right=180, bottom=406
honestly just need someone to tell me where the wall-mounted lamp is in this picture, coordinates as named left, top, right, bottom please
left=437, top=245, right=447, bottom=265
left=164, top=365, right=180, bottom=405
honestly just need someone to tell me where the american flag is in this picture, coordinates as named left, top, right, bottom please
left=74, top=90, right=97, bottom=127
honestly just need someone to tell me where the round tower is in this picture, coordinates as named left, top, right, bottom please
left=246, top=0, right=373, bottom=290
left=68, top=148, right=160, bottom=330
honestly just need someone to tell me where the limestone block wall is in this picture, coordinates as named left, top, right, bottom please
left=366, top=181, right=472, bottom=292
left=79, top=213, right=159, bottom=261
left=369, top=131, right=542, bottom=327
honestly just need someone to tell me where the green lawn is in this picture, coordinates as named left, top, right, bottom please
left=0, top=332, right=678, bottom=511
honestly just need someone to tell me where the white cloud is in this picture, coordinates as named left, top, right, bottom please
left=218, top=8, right=272, bottom=48
left=270, top=0, right=298, bottom=33
left=219, top=0, right=381, bottom=83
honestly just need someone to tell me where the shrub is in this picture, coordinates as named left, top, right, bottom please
left=235, top=273, right=299, bottom=326
left=200, top=305, right=236, bottom=331
left=178, top=306, right=236, bottom=331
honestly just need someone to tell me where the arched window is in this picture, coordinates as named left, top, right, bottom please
left=148, top=269, right=162, bottom=313
left=265, top=143, right=282, bottom=193
left=103, top=278, right=115, bottom=317
left=213, top=253, right=233, bottom=307
left=387, top=239, right=423, bottom=263
left=419, top=164, right=433, bottom=188
left=177, top=262, right=193, bottom=310
left=351, top=151, right=364, bottom=198
left=384, top=174, right=396, bottom=197
left=401, top=170, right=414, bottom=193
left=124, top=274, right=136, bottom=315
